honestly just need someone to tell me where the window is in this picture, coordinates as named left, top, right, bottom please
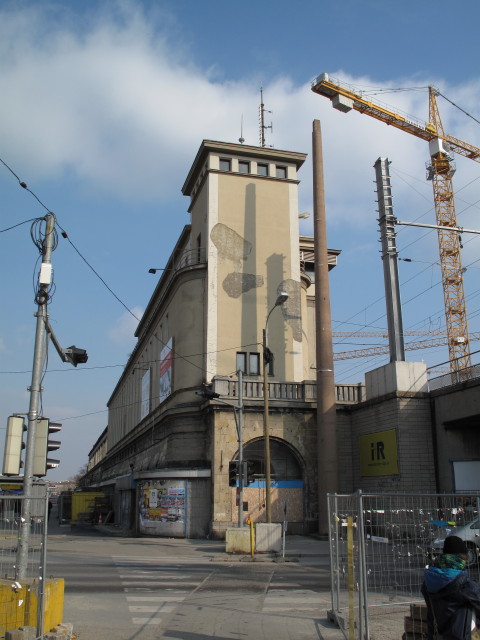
left=238, top=161, right=250, bottom=174
left=236, top=352, right=247, bottom=373
left=220, top=158, right=231, bottom=171
left=249, top=353, right=260, bottom=375
left=196, top=233, right=201, bottom=263
left=236, top=352, right=261, bottom=375
left=257, top=163, right=268, bottom=176
left=276, top=165, right=287, bottom=179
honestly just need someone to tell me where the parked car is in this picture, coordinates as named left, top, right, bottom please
left=431, top=518, right=480, bottom=566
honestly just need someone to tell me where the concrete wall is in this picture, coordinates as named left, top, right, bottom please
left=107, top=265, right=206, bottom=451
left=338, top=391, right=436, bottom=493
left=431, top=377, right=480, bottom=491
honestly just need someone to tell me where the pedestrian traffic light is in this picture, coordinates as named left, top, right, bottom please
left=228, top=461, right=238, bottom=487
left=2, top=416, right=26, bottom=476
left=33, top=419, right=62, bottom=477
left=244, top=459, right=256, bottom=485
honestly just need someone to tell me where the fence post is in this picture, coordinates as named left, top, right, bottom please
left=357, top=489, right=370, bottom=640
left=347, top=516, right=355, bottom=640
left=37, top=484, right=48, bottom=638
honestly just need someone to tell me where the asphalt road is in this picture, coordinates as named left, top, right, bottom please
left=46, top=514, right=340, bottom=640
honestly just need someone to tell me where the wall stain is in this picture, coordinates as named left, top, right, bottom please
left=222, top=273, right=264, bottom=298
left=211, top=223, right=252, bottom=262
left=279, top=279, right=302, bottom=342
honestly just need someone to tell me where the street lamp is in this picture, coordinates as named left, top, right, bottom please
left=263, top=292, right=288, bottom=523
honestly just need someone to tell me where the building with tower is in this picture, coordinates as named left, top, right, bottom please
left=82, top=138, right=344, bottom=537
left=82, top=135, right=480, bottom=538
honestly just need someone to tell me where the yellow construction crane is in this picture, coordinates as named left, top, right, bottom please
left=312, top=73, right=480, bottom=375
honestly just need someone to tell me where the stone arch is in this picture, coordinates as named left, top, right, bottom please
left=232, top=437, right=306, bottom=528
left=239, top=437, right=304, bottom=482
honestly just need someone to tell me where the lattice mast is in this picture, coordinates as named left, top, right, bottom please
left=427, top=87, right=470, bottom=372
left=259, top=87, right=272, bottom=147
left=311, top=73, right=480, bottom=374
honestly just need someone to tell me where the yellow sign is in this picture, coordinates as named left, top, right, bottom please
left=359, top=429, right=398, bottom=476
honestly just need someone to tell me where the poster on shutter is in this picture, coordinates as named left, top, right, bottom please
left=139, top=479, right=186, bottom=537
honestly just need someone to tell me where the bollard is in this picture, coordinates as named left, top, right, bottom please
left=247, top=517, right=255, bottom=557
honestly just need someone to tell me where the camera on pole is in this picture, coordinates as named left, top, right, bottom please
left=195, top=385, right=220, bottom=399
left=63, top=345, right=88, bottom=367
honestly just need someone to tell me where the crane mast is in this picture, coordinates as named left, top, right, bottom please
left=311, top=73, right=480, bottom=375
left=427, top=87, right=470, bottom=373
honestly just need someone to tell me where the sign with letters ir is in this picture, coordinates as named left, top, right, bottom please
left=359, top=428, right=399, bottom=476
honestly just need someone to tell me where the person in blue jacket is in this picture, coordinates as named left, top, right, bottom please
left=422, top=535, right=480, bottom=639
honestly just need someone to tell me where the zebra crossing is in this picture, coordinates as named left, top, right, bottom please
left=113, top=555, right=211, bottom=627
left=262, top=586, right=326, bottom=613
left=113, top=555, right=326, bottom=627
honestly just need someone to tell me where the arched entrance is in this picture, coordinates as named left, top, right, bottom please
left=232, top=438, right=304, bottom=527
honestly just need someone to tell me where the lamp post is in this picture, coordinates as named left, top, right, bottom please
left=196, top=372, right=244, bottom=527
left=263, top=292, right=288, bottom=523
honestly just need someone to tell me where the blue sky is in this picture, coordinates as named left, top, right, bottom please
left=1, top=0, right=480, bottom=480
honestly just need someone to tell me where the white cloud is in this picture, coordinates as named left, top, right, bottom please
left=108, top=307, right=142, bottom=344
left=0, top=2, right=478, bottom=231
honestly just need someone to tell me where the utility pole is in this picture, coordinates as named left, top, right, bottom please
left=312, top=120, right=337, bottom=537
left=16, top=213, right=56, bottom=580
left=374, top=157, right=405, bottom=362
left=237, top=369, right=244, bottom=527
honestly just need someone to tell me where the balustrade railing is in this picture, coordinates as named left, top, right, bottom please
left=211, top=377, right=365, bottom=404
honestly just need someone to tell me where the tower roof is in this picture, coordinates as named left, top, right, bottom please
left=182, top=139, right=307, bottom=196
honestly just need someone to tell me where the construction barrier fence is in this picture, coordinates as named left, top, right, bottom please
left=327, top=491, right=480, bottom=640
left=0, top=481, right=61, bottom=638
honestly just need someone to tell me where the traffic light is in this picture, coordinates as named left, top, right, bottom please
left=64, top=345, right=88, bottom=367
left=33, top=419, right=61, bottom=477
left=244, top=459, right=256, bottom=486
left=228, top=461, right=238, bottom=487
left=2, top=416, right=26, bottom=476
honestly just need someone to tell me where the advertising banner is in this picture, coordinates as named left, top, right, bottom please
left=159, top=338, right=173, bottom=403
left=359, top=428, right=399, bottom=476
left=140, top=369, right=150, bottom=420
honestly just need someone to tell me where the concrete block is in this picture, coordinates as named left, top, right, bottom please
left=255, top=523, right=282, bottom=552
left=50, top=622, right=74, bottom=637
left=5, top=626, right=36, bottom=640
left=365, top=361, right=428, bottom=399
left=225, top=527, right=251, bottom=554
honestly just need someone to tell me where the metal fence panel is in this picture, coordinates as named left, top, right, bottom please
left=0, top=483, right=48, bottom=638
left=328, top=492, right=480, bottom=640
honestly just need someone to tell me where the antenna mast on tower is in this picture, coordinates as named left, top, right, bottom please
left=259, top=88, right=272, bottom=147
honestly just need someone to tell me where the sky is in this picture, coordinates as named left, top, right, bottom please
left=1, top=0, right=480, bottom=480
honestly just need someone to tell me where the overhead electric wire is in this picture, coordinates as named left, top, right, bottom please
left=437, top=91, right=480, bottom=127
left=0, top=155, right=222, bottom=381
left=0, top=218, right=38, bottom=233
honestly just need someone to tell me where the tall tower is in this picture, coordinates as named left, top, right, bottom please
left=182, top=140, right=307, bottom=383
